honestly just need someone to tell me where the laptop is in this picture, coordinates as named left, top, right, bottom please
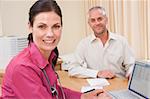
left=109, top=61, right=150, bottom=99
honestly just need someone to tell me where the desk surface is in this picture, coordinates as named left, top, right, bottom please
left=0, top=70, right=128, bottom=93
left=57, top=70, right=128, bottom=92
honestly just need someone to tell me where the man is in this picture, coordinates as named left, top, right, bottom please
left=68, top=6, right=135, bottom=79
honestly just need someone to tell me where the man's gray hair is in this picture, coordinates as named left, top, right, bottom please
left=88, top=6, right=106, bottom=16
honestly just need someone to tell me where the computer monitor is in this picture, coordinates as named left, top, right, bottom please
left=128, top=61, right=150, bottom=98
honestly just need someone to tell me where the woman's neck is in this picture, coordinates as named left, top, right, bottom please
left=40, top=50, right=51, bottom=61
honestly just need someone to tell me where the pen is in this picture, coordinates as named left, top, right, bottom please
left=84, top=89, right=95, bottom=93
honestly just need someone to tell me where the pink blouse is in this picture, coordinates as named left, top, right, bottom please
left=1, top=43, right=81, bottom=99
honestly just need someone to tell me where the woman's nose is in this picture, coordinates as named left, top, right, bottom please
left=46, top=29, right=54, bottom=36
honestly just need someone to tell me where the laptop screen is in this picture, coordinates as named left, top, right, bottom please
left=128, top=61, right=150, bottom=98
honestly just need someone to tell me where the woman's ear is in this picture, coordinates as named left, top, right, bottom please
left=28, top=22, right=33, bottom=33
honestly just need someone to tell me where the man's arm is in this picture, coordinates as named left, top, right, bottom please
left=122, top=38, right=135, bottom=78
left=68, top=62, right=99, bottom=78
left=68, top=40, right=99, bottom=78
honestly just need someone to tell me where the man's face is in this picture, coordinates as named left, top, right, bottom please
left=88, top=9, right=108, bottom=36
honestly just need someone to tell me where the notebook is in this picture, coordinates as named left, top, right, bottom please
left=109, top=61, right=150, bottom=99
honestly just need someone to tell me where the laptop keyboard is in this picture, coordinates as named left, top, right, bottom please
left=108, top=90, right=140, bottom=99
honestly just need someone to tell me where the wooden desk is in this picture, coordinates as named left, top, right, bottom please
left=0, top=70, right=128, bottom=92
left=57, top=70, right=128, bottom=92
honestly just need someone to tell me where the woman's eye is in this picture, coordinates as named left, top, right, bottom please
left=52, top=25, right=61, bottom=30
left=38, top=25, right=46, bottom=29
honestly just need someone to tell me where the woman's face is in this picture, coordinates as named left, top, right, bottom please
left=29, top=11, right=62, bottom=55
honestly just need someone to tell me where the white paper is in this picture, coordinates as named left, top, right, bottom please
left=81, top=78, right=110, bottom=92
left=87, top=78, right=110, bottom=86
left=81, top=85, right=103, bottom=93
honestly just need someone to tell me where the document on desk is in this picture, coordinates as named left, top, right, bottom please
left=87, top=78, right=110, bottom=86
left=81, top=85, right=103, bottom=93
left=81, top=78, right=110, bottom=93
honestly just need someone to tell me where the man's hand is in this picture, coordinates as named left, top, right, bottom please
left=97, top=70, right=115, bottom=79
left=125, top=73, right=131, bottom=80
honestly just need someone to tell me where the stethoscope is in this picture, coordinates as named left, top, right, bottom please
left=41, top=63, right=66, bottom=99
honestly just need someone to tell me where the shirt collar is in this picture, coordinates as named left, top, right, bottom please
left=90, top=33, right=97, bottom=42
left=109, top=32, right=118, bottom=40
left=90, top=31, right=117, bottom=43
left=29, top=42, right=56, bottom=69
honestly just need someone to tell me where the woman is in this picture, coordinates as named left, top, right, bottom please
left=1, top=0, right=111, bottom=99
